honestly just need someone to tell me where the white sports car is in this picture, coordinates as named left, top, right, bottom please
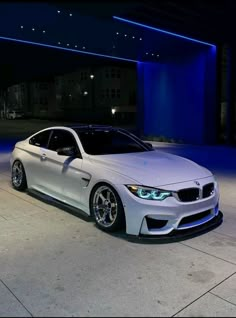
left=10, top=125, right=222, bottom=239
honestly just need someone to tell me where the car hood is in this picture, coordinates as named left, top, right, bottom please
left=89, top=150, right=212, bottom=187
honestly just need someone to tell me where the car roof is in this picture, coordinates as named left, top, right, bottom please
left=67, top=124, right=117, bottom=131
left=38, top=125, right=130, bottom=135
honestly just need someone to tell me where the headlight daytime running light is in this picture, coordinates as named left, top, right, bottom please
left=126, top=185, right=172, bottom=201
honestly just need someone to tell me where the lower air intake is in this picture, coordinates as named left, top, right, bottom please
left=146, top=217, right=168, bottom=230
left=179, top=210, right=211, bottom=227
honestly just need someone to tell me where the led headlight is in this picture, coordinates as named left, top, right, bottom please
left=126, top=185, right=172, bottom=201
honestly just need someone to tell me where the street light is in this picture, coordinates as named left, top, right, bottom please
left=90, top=74, right=95, bottom=109
left=111, top=107, right=116, bottom=124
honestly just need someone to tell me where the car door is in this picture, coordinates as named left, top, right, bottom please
left=45, top=129, right=86, bottom=206
left=26, top=129, right=52, bottom=190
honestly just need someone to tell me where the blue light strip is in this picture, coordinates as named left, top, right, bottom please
left=113, top=16, right=216, bottom=47
left=0, top=35, right=138, bottom=63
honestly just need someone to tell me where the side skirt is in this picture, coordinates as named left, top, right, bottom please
left=27, top=189, right=93, bottom=222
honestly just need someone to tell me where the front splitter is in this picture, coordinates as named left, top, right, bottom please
left=126, top=211, right=223, bottom=244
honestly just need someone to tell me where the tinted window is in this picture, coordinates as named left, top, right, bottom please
left=48, top=130, right=77, bottom=152
left=29, top=130, right=51, bottom=148
left=75, top=129, right=151, bottom=155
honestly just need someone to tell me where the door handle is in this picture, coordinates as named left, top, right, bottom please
left=41, top=154, right=47, bottom=161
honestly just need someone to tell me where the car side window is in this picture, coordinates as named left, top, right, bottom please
left=48, top=129, right=78, bottom=152
left=29, top=130, right=51, bottom=148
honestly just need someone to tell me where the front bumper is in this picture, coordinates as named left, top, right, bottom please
left=127, top=211, right=223, bottom=243
left=116, top=176, right=220, bottom=236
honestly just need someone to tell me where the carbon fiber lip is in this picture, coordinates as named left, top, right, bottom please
left=126, top=211, right=223, bottom=244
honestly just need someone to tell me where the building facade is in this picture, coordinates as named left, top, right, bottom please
left=7, top=82, right=28, bottom=112
left=54, top=64, right=136, bottom=123
left=6, top=64, right=136, bottom=124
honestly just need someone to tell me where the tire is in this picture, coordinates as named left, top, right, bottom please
left=90, top=183, right=125, bottom=232
left=11, top=160, right=27, bottom=191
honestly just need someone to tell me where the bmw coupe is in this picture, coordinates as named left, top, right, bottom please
left=10, top=125, right=222, bottom=238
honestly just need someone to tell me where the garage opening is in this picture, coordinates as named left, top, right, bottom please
left=0, top=2, right=217, bottom=145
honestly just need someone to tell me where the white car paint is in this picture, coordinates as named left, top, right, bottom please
left=10, top=126, right=220, bottom=237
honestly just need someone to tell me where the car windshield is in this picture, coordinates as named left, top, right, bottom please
left=74, top=129, right=153, bottom=155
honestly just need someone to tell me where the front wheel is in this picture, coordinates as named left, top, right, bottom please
left=90, top=183, right=125, bottom=232
left=11, top=160, right=27, bottom=191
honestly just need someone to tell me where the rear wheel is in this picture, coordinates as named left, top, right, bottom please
left=90, top=183, right=125, bottom=232
left=11, top=160, right=27, bottom=191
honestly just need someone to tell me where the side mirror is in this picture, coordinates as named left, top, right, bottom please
left=145, top=142, right=153, bottom=149
left=57, top=146, right=76, bottom=157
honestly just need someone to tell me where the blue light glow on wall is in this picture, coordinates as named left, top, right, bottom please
left=113, top=16, right=216, bottom=47
left=137, top=48, right=217, bottom=144
left=0, top=36, right=138, bottom=63
left=0, top=139, right=17, bottom=152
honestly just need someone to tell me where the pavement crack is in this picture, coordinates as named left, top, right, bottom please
left=172, top=271, right=236, bottom=317
left=0, top=279, right=34, bottom=317
left=210, top=291, right=236, bottom=307
left=180, top=242, right=236, bottom=266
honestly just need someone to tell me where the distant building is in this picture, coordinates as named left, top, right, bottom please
left=6, top=64, right=137, bottom=123
left=7, top=82, right=28, bottom=112
left=7, top=79, right=57, bottom=118
left=28, top=80, right=56, bottom=119
left=55, top=64, right=136, bottom=122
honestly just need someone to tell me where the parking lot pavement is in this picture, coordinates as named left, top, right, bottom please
left=0, top=144, right=236, bottom=317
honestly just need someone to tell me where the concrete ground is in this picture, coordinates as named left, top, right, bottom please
left=0, top=136, right=236, bottom=316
